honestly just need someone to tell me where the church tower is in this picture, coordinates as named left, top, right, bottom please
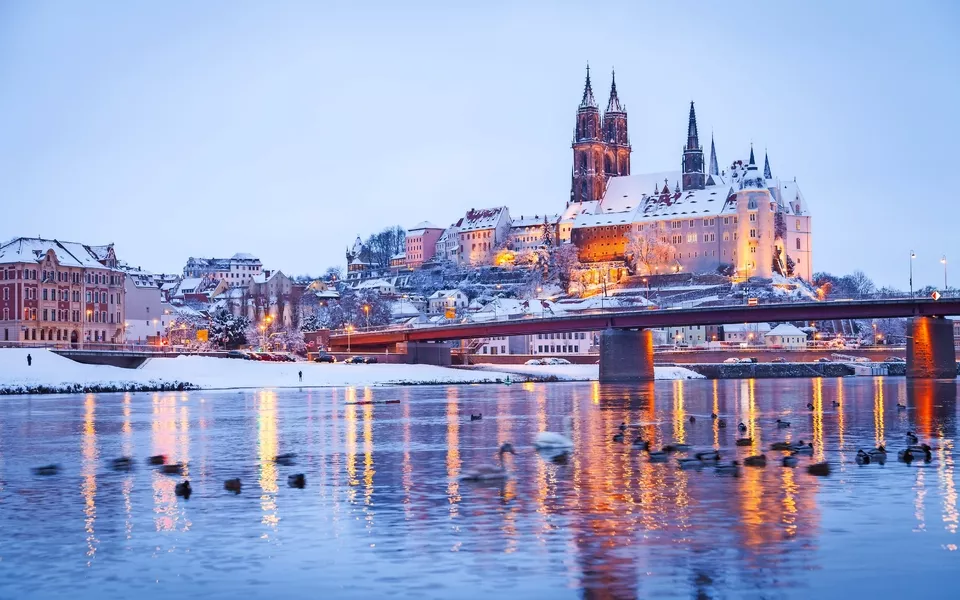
left=570, top=65, right=606, bottom=203
left=602, top=69, right=630, bottom=179
left=708, top=133, right=719, bottom=176
left=681, top=101, right=705, bottom=191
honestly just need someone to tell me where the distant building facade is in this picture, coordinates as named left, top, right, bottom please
left=183, top=253, right=262, bottom=288
left=405, top=222, right=445, bottom=268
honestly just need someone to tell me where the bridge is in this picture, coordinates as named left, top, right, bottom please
left=329, top=298, right=960, bottom=381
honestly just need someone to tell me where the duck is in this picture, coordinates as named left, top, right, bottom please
left=612, top=432, right=625, bottom=443
left=906, top=431, right=919, bottom=444
left=161, top=462, right=185, bottom=475
left=32, top=464, right=60, bottom=476
left=274, top=453, right=297, bottom=466
left=460, top=443, right=515, bottom=481
left=776, top=419, right=790, bottom=429
left=832, top=400, right=841, bottom=407
left=174, top=480, right=192, bottom=498
left=632, top=438, right=650, bottom=451
left=111, top=456, right=134, bottom=471
left=898, top=444, right=933, bottom=463
left=678, top=457, right=704, bottom=470
left=897, top=403, right=907, bottom=411
left=735, top=438, right=753, bottom=447
left=533, top=416, right=574, bottom=451
left=648, top=450, right=669, bottom=463
left=868, top=445, right=887, bottom=463
left=224, top=478, right=242, bottom=493
left=717, top=419, right=727, bottom=429
left=782, top=453, right=799, bottom=467
left=662, top=443, right=692, bottom=453
left=470, top=413, right=482, bottom=421
left=619, top=422, right=627, bottom=433
left=738, top=422, right=747, bottom=432
left=688, top=416, right=696, bottom=424
left=287, top=473, right=307, bottom=488
left=696, top=450, right=720, bottom=464
left=147, top=454, right=166, bottom=466
left=791, top=441, right=814, bottom=455
left=770, top=441, right=793, bottom=451
left=715, top=461, right=741, bottom=477
left=711, top=412, right=718, bottom=420
left=806, top=403, right=814, bottom=410
left=744, top=454, right=767, bottom=467
left=807, top=462, right=831, bottom=476
left=856, top=449, right=871, bottom=465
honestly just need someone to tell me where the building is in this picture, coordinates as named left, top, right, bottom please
left=721, top=323, right=771, bottom=344
left=566, top=68, right=812, bottom=281
left=530, top=331, right=592, bottom=355
left=952, top=318, right=959, bottom=351
left=122, top=269, right=174, bottom=343
left=434, top=225, right=460, bottom=264
left=0, top=237, right=126, bottom=344
left=405, top=222, right=445, bottom=268
left=666, top=325, right=709, bottom=347
left=357, top=278, right=397, bottom=296
left=456, top=207, right=512, bottom=266
left=248, top=270, right=295, bottom=326
left=183, top=253, right=262, bottom=288
left=765, top=323, right=808, bottom=349
left=508, top=214, right=560, bottom=253
left=427, top=289, right=468, bottom=315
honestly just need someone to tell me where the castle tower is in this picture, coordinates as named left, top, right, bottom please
left=602, top=69, right=631, bottom=179
left=571, top=65, right=606, bottom=203
left=681, top=101, right=705, bottom=191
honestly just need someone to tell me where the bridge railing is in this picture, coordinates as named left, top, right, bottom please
left=0, top=341, right=207, bottom=354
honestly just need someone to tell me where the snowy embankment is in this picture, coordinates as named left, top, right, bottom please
left=0, top=349, right=524, bottom=395
left=470, top=363, right=704, bottom=381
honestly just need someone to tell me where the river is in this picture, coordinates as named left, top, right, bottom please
left=0, top=378, right=958, bottom=598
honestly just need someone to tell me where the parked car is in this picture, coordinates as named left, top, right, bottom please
left=226, top=350, right=246, bottom=360
left=722, top=357, right=741, bottom=364
left=363, top=356, right=379, bottom=364
left=541, top=357, right=571, bottom=365
left=815, top=357, right=832, bottom=363
left=315, top=352, right=336, bottom=363
left=347, top=356, right=366, bottom=364
left=884, top=356, right=906, bottom=363
left=741, top=357, right=759, bottom=363
left=771, top=357, right=787, bottom=363
left=524, top=359, right=544, bottom=365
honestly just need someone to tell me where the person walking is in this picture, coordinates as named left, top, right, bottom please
left=298, top=370, right=303, bottom=383
left=27, top=353, right=32, bottom=367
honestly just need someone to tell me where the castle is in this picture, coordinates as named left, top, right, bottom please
left=567, top=66, right=813, bottom=282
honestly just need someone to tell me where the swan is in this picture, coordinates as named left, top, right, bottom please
left=461, top=443, right=515, bottom=481
left=534, top=416, right=574, bottom=450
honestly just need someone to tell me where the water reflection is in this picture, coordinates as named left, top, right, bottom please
left=0, top=378, right=958, bottom=599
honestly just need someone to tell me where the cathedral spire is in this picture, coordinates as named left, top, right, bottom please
left=580, top=63, right=596, bottom=109
left=708, top=132, right=719, bottom=176
left=606, top=68, right=623, bottom=112
left=686, top=101, right=699, bottom=150
left=763, top=149, right=772, bottom=179
left=748, top=144, right=756, bottom=166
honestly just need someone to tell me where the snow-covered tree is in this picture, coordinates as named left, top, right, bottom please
left=625, top=223, right=674, bottom=276
left=547, top=243, right=579, bottom=289
left=209, top=307, right=249, bottom=349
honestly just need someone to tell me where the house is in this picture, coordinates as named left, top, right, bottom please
left=405, top=221, right=446, bottom=268
left=122, top=268, right=169, bottom=343
left=456, top=207, right=511, bottom=265
left=666, top=325, right=708, bottom=347
left=721, top=323, right=771, bottom=344
left=765, top=323, right=808, bottom=349
left=183, top=253, right=262, bottom=288
left=427, top=289, right=468, bottom=315
left=508, top=214, right=560, bottom=252
left=357, top=278, right=396, bottom=296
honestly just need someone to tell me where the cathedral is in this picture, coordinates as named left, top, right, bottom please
left=566, top=67, right=813, bottom=281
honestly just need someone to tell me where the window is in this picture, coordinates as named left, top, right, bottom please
left=42, top=289, right=48, bottom=301
left=796, top=238, right=801, bottom=250
left=749, top=213, right=756, bottom=222
left=750, top=229, right=757, bottom=238
left=2, top=309, right=7, bottom=321
left=2, top=289, right=6, bottom=301
left=795, top=219, right=801, bottom=229
left=42, top=309, right=48, bottom=321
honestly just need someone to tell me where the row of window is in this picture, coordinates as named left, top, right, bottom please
left=536, top=332, right=587, bottom=340
left=537, top=345, right=581, bottom=353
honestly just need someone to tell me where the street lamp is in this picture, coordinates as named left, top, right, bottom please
left=363, top=304, right=370, bottom=329
left=910, top=250, right=916, bottom=296
left=942, top=255, right=948, bottom=290
left=346, top=324, right=354, bottom=353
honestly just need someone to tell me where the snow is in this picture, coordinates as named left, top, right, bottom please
left=765, top=323, right=807, bottom=337
left=0, top=349, right=530, bottom=394
left=471, top=363, right=704, bottom=381
left=230, top=252, right=259, bottom=261
left=0, top=237, right=114, bottom=269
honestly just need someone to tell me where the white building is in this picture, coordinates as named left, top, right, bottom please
left=427, top=289, right=469, bottom=315
left=183, top=253, right=263, bottom=288
left=722, top=323, right=771, bottom=344
left=508, top=214, right=560, bottom=252
left=356, top=278, right=396, bottom=296
left=764, top=323, right=808, bottom=349
left=666, top=325, right=709, bottom=347
left=456, top=207, right=511, bottom=265
left=530, top=331, right=592, bottom=355
left=122, top=270, right=169, bottom=342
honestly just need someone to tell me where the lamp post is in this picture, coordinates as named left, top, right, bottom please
left=346, top=324, right=354, bottom=353
left=942, top=255, right=948, bottom=290
left=363, top=304, right=370, bottom=329
left=909, top=250, right=916, bottom=297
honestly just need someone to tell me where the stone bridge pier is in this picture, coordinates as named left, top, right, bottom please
left=907, top=316, right=958, bottom=379
left=598, top=327, right=654, bottom=382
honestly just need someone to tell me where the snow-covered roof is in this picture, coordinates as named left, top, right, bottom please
left=357, top=278, right=394, bottom=289
left=723, top=323, right=772, bottom=333
left=230, top=252, right=259, bottom=261
left=428, top=289, right=464, bottom=300
left=560, top=200, right=599, bottom=223
left=0, top=237, right=117, bottom=269
left=765, top=323, right=807, bottom=337
left=458, top=207, right=508, bottom=232
left=408, top=221, right=442, bottom=234
left=176, top=277, right=204, bottom=293
left=510, top=214, right=560, bottom=228
left=390, top=252, right=406, bottom=260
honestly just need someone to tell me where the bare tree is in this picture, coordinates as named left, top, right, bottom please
left=626, top=223, right=674, bottom=275
left=848, top=270, right=876, bottom=298
left=365, top=226, right=407, bottom=269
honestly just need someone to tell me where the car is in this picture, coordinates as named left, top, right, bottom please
left=227, top=350, right=246, bottom=359
left=363, top=356, right=378, bottom=364
left=347, top=356, right=366, bottom=364
left=315, top=353, right=336, bottom=363
left=723, top=357, right=741, bottom=364
left=884, top=356, right=906, bottom=363
left=541, top=357, right=571, bottom=365
left=525, top=359, right=544, bottom=365
left=815, top=357, right=831, bottom=363
left=771, top=357, right=787, bottom=363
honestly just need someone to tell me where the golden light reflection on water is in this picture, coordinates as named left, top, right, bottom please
left=915, top=467, right=927, bottom=533
left=445, top=387, right=460, bottom=515
left=781, top=466, right=799, bottom=538
left=873, top=377, right=886, bottom=448
left=151, top=392, right=186, bottom=532
left=345, top=389, right=359, bottom=506
left=401, top=393, right=413, bottom=520
left=812, top=379, right=824, bottom=462
left=712, top=380, right=720, bottom=449
left=257, top=390, right=279, bottom=534
left=81, top=394, right=98, bottom=564
left=938, top=433, right=957, bottom=536
left=362, top=395, right=375, bottom=530
left=496, top=386, right=517, bottom=552
left=836, top=379, right=846, bottom=451
left=122, top=393, right=133, bottom=540
left=672, top=380, right=686, bottom=445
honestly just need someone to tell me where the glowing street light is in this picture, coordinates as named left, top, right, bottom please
left=909, top=250, right=916, bottom=297
left=346, top=324, right=355, bottom=353
left=363, top=304, right=370, bottom=329
left=941, top=255, right=948, bottom=290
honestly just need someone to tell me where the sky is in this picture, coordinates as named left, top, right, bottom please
left=0, top=1, right=958, bottom=289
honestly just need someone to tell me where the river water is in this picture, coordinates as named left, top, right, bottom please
left=0, top=378, right=958, bottom=599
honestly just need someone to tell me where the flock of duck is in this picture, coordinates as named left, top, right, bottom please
left=460, top=407, right=936, bottom=482
left=31, top=452, right=309, bottom=499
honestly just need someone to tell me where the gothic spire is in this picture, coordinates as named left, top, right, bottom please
left=748, top=144, right=756, bottom=166
left=708, top=133, right=719, bottom=176
left=686, top=101, right=699, bottom=150
left=606, top=68, right=623, bottom=112
left=580, top=63, right=597, bottom=109
left=763, top=149, right=772, bottom=179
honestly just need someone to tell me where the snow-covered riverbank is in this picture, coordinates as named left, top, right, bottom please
left=470, top=363, right=704, bottom=381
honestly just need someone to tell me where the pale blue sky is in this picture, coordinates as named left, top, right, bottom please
left=1, top=1, right=957, bottom=288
